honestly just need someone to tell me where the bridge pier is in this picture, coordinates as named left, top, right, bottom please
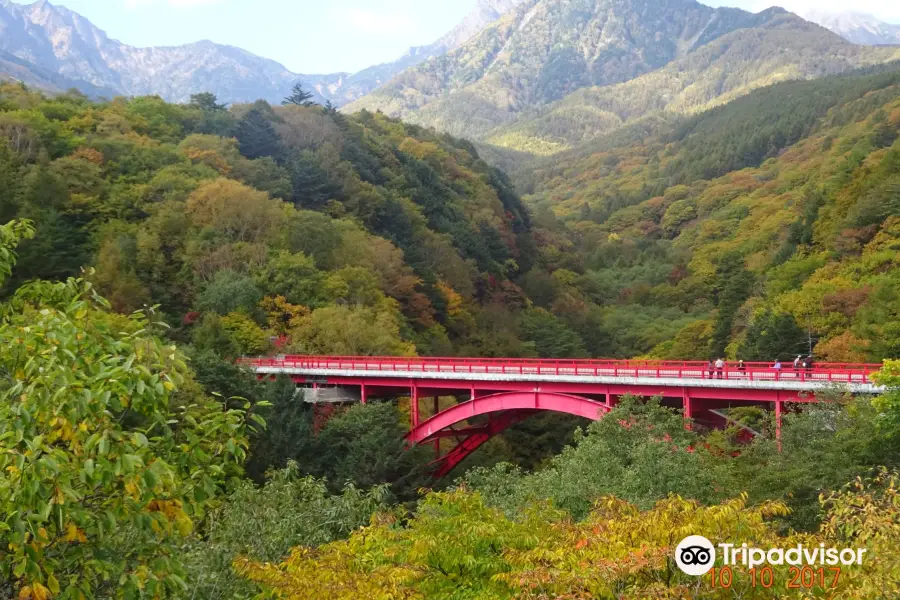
left=775, top=399, right=783, bottom=448
left=433, top=396, right=440, bottom=459
left=410, top=383, right=419, bottom=427
left=682, top=388, right=693, bottom=430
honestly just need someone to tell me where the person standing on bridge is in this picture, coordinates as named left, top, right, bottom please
left=774, top=359, right=782, bottom=380
left=715, top=358, right=725, bottom=379
left=706, top=359, right=714, bottom=379
left=738, top=360, right=746, bottom=378
left=794, top=355, right=802, bottom=377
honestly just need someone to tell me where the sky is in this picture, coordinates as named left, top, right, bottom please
left=51, top=0, right=900, bottom=75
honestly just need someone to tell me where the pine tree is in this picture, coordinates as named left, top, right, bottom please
left=190, top=92, right=226, bottom=111
left=710, top=252, right=755, bottom=357
left=283, top=83, right=318, bottom=107
left=738, top=311, right=807, bottom=361
left=289, top=151, right=338, bottom=210
left=235, top=108, right=283, bottom=161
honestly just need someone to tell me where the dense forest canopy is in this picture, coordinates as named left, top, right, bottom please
left=0, top=53, right=900, bottom=600
left=2, top=65, right=899, bottom=371
left=518, top=62, right=900, bottom=363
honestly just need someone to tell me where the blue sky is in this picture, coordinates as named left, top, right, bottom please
left=54, top=0, right=900, bottom=75
left=56, top=0, right=476, bottom=74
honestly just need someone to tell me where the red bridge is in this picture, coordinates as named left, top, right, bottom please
left=244, top=356, right=883, bottom=477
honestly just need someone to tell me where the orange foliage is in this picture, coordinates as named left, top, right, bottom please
left=815, top=331, right=870, bottom=363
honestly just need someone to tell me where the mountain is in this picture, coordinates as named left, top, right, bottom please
left=0, top=0, right=524, bottom=105
left=485, top=12, right=900, bottom=154
left=318, top=0, right=529, bottom=104
left=402, top=0, right=529, bottom=63
left=345, top=0, right=900, bottom=153
left=0, top=47, right=117, bottom=96
left=803, top=10, right=900, bottom=46
left=515, top=61, right=900, bottom=362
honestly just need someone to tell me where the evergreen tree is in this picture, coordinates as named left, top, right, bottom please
left=738, top=311, right=807, bottom=361
left=520, top=308, right=587, bottom=358
left=235, top=108, right=283, bottom=161
left=324, top=100, right=349, bottom=130
left=289, top=150, right=338, bottom=209
left=189, top=92, right=226, bottom=111
left=710, top=252, right=755, bottom=357
left=283, top=82, right=318, bottom=107
left=0, top=140, right=20, bottom=223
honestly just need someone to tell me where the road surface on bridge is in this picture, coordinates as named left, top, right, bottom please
left=243, top=355, right=884, bottom=477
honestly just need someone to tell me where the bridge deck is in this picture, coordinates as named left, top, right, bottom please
left=244, top=356, right=883, bottom=395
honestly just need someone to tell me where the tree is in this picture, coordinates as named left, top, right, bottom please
left=0, top=140, right=20, bottom=224
left=182, top=464, right=388, bottom=600
left=283, top=83, right=318, bottom=108
left=710, top=252, right=755, bottom=357
left=196, top=269, right=264, bottom=316
left=289, top=305, right=415, bottom=357
left=519, top=308, right=587, bottom=358
left=186, top=178, right=286, bottom=244
left=467, top=397, right=728, bottom=519
left=289, top=150, right=338, bottom=210
left=306, top=403, right=430, bottom=495
left=189, top=92, right=226, bottom=112
left=738, top=310, right=807, bottom=361
left=254, top=251, right=326, bottom=308
left=234, top=108, right=283, bottom=160
left=0, top=220, right=260, bottom=598
left=236, top=473, right=900, bottom=599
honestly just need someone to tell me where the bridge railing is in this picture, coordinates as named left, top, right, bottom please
left=242, top=356, right=881, bottom=384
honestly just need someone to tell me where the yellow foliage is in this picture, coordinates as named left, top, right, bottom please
left=236, top=481, right=900, bottom=600
left=183, top=147, right=232, bottom=175
left=260, top=295, right=310, bottom=336
left=435, top=281, right=464, bottom=318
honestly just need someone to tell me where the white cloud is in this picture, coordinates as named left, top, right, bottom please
left=335, top=7, right=418, bottom=35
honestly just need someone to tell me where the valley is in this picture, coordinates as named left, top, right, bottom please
left=0, top=1, right=899, bottom=598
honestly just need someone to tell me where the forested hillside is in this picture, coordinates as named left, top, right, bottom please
left=486, top=18, right=900, bottom=155
left=3, top=31, right=900, bottom=600
left=3, top=64, right=900, bottom=369
left=0, top=84, right=553, bottom=361
left=346, top=0, right=900, bottom=154
left=521, top=63, right=900, bottom=362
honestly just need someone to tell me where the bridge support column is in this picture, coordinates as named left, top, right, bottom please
left=775, top=398, right=783, bottom=449
left=410, top=384, right=419, bottom=428
left=433, top=396, right=440, bottom=459
left=360, top=383, right=367, bottom=405
left=605, top=392, right=618, bottom=409
left=683, top=388, right=692, bottom=430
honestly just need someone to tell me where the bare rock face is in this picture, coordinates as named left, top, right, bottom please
left=0, top=0, right=527, bottom=105
left=345, top=0, right=900, bottom=150
left=803, top=10, right=900, bottom=46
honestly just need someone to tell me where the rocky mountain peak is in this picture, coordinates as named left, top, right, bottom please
left=802, top=10, right=900, bottom=45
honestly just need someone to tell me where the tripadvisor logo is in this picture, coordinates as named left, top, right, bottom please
left=675, top=535, right=716, bottom=576
left=675, top=535, right=868, bottom=577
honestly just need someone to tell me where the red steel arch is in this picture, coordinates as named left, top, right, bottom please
left=407, top=391, right=610, bottom=477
